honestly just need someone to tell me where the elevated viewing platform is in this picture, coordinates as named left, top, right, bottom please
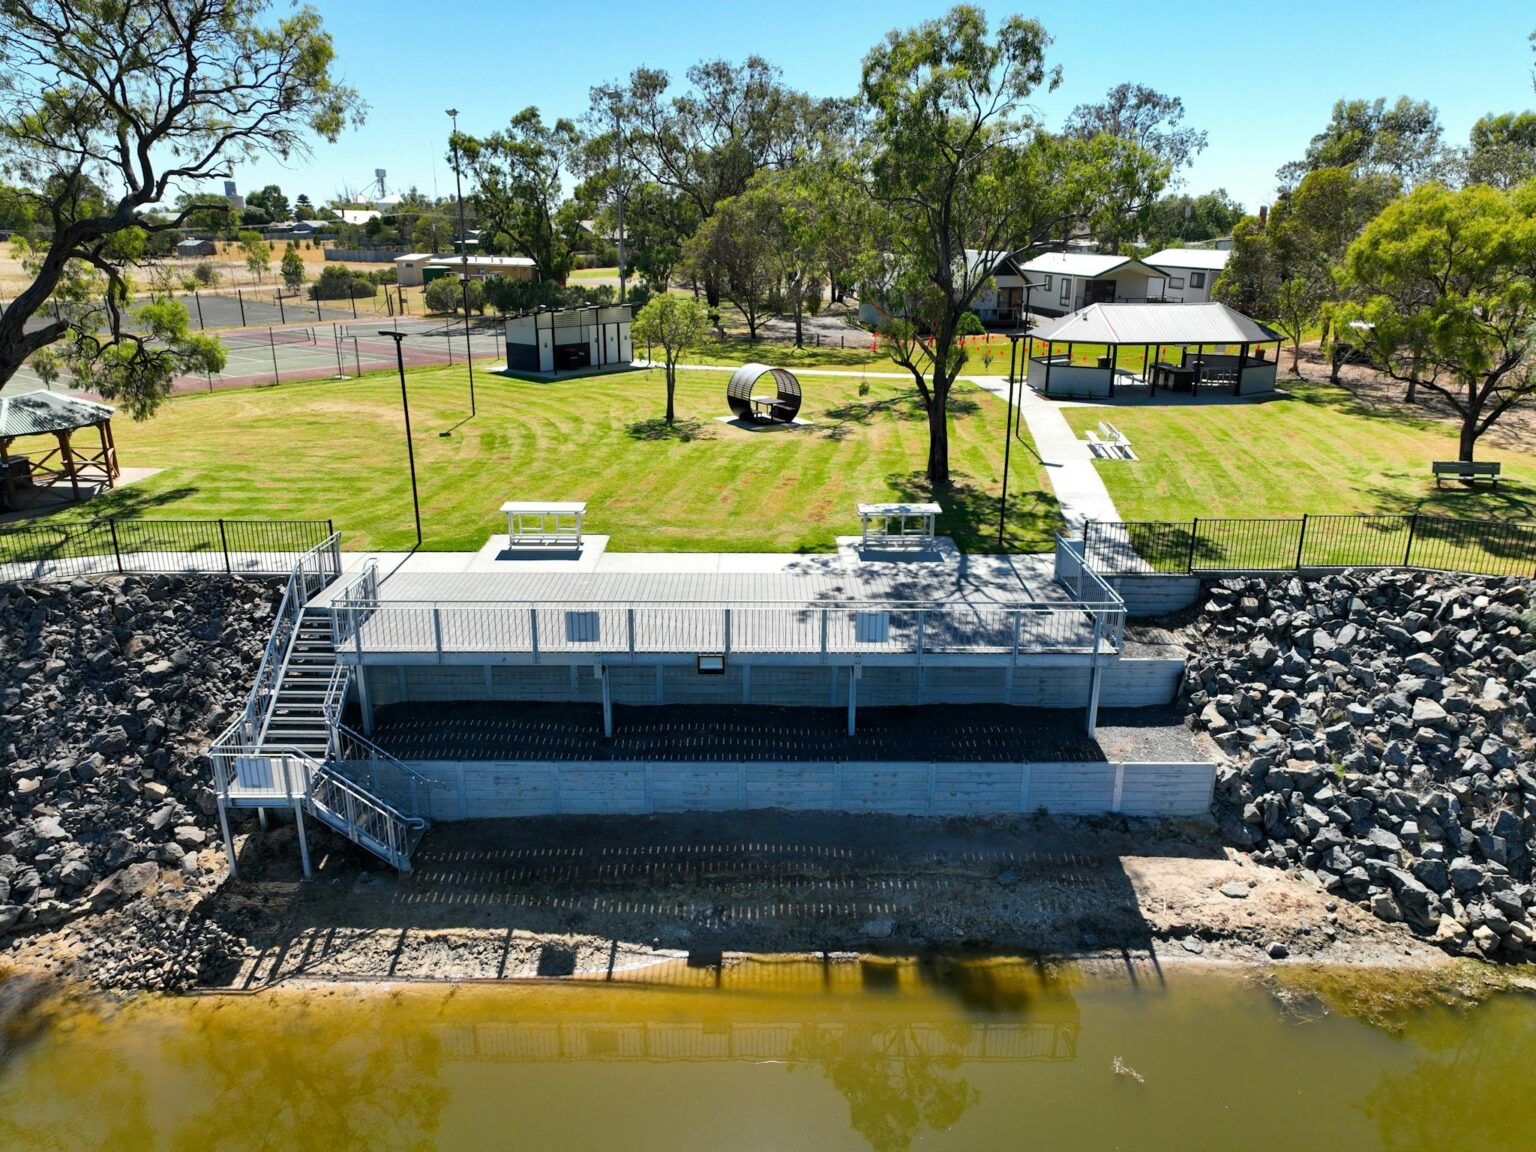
left=317, top=533, right=1125, bottom=668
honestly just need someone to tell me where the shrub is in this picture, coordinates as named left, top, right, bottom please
left=424, top=275, right=485, bottom=314
left=307, top=264, right=377, bottom=300
left=626, top=282, right=653, bottom=309
left=191, top=261, right=220, bottom=287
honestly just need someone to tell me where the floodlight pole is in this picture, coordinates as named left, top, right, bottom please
left=379, top=330, right=422, bottom=549
left=999, top=331, right=1022, bottom=548
left=447, top=108, right=476, bottom=417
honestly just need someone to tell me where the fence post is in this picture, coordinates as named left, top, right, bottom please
left=431, top=607, right=444, bottom=663
left=1294, top=513, right=1308, bottom=571
left=237, top=288, right=246, bottom=326
left=1185, top=518, right=1199, bottom=573
left=529, top=607, right=540, bottom=663
left=1403, top=512, right=1419, bottom=568
left=316, top=292, right=322, bottom=322
left=723, top=608, right=732, bottom=658
left=108, top=517, right=124, bottom=573
left=277, top=294, right=286, bottom=324
left=269, top=327, right=280, bottom=386
left=218, top=518, right=232, bottom=574
left=193, top=291, right=204, bottom=329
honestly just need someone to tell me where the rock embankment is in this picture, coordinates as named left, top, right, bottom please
left=1187, top=571, right=1536, bottom=958
left=0, top=574, right=281, bottom=986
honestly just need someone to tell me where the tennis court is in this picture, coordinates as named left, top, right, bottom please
left=2, top=318, right=507, bottom=398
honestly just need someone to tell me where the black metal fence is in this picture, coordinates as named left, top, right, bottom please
left=1084, top=514, right=1536, bottom=578
left=0, top=518, right=337, bottom=579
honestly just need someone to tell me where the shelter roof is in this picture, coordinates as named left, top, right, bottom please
left=1028, top=302, right=1283, bottom=346
left=0, top=390, right=114, bottom=438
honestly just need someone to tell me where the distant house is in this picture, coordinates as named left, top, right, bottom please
left=261, top=221, right=317, bottom=242
left=338, top=208, right=381, bottom=226
left=175, top=237, right=216, bottom=258
left=971, top=251, right=1171, bottom=324
left=395, top=253, right=537, bottom=288
left=1144, top=248, right=1231, bottom=305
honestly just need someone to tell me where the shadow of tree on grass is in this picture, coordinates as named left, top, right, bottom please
left=626, top=418, right=710, bottom=443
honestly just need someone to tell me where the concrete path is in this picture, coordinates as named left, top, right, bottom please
left=962, top=375, right=1122, bottom=532
left=652, top=360, right=1123, bottom=531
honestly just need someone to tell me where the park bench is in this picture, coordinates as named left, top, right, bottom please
left=501, top=501, right=587, bottom=546
left=1432, top=461, right=1501, bottom=487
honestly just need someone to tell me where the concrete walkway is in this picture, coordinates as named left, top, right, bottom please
left=963, top=374, right=1122, bottom=531
left=648, top=360, right=1123, bottom=532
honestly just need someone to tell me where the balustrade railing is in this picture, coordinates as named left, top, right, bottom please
left=330, top=594, right=1126, bottom=662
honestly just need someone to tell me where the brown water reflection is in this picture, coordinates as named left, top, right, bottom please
left=0, top=958, right=1532, bottom=1152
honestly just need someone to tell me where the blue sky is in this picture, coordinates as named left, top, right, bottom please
left=225, top=0, right=1536, bottom=214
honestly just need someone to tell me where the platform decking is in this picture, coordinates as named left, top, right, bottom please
left=319, top=541, right=1124, bottom=663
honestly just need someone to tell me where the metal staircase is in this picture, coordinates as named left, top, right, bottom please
left=209, top=539, right=434, bottom=878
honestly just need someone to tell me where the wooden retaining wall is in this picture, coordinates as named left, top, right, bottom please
left=365, top=656, right=1183, bottom=711
left=389, top=759, right=1216, bottom=821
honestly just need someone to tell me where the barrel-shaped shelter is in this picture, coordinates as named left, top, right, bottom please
left=0, top=390, right=119, bottom=510
left=726, top=363, right=803, bottom=423
left=1026, top=302, right=1283, bottom=400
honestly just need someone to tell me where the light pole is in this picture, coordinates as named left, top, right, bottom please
left=446, top=108, right=476, bottom=418
left=379, top=330, right=422, bottom=549
left=999, top=330, right=1023, bottom=548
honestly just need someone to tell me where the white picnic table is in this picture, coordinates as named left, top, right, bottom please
left=857, top=502, right=941, bottom=549
left=501, top=501, right=587, bottom=546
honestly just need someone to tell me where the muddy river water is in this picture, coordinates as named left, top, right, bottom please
left=0, top=957, right=1532, bottom=1151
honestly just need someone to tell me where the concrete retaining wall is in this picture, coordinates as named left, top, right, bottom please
left=365, top=656, right=1184, bottom=711
left=1110, top=575, right=1202, bottom=617
left=395, top=759, right=1216, bottom=821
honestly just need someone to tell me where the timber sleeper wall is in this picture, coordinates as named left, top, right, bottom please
left=387, top=759, right=1217, bottom=820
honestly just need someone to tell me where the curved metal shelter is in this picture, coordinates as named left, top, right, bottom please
left=726, top=363, right=803, bottom=423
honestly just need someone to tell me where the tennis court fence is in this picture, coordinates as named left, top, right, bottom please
left=0, top=517, right=338, bottom=579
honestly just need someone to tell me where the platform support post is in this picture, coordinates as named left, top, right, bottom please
left=847, top=666, right=858, bottom=737
left=217, top=796, right=238, bottom=880
left=600, top=665, right=613, bottom=738
left=295, top=799, right=313, bottom=880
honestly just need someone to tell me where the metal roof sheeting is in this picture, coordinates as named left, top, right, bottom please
left=1144, top=248, right=1231, bottom=272
left=0, top=390, right=114, bottom=438
left=1015, top=252, right=1155, bottom=279
left=1027, top=303, right=1282, bottom=346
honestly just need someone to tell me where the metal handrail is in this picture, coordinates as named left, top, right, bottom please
left=308, top=765, right=425, bottom=872
left=238, top=532, right=342, bottom=744
left=332, top=721, right=439, bottom=820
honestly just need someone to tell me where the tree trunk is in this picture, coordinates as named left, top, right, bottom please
left=1458, top=418, right=1477, bottom=462
left=1290, top=338, right=1302, bottom=376
left=1406, top=364, right=1419, bottom=404
left=926, top=377, right=951, bottom=488
left=793, top=292, right=804, bottom=349
left=665, top=365, right=676, bottom=424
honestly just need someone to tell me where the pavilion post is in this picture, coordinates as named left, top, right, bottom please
left=1106, top=343, right=1116, bottom=398
left=1235, top=342, right=1249, bottom=396
left=1042, top=341, right=1053, bottom=396
left=56, top=429, right=80, bottom=500
left=1194, top=344, right=1205, bottom=396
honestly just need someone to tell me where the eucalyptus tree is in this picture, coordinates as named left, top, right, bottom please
left=855, top=5, right=1085, bottom=488
left=1064, top=84, right=1206, bottom=251
left=1338, top=181, right=1536, bottom=461
left=1277, top=97, right=1448, bottom=192
left=0, top=0, right=362, bottom=417
left=455, top=108, right=586, bottom=283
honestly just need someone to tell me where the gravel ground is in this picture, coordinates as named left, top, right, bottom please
left=369, top=701, right=1198, bottom=763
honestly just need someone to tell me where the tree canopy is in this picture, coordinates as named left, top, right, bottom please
left=456, top=108, right=584, bottom=283
left=1277, top=97, right=1446, bottom=192
left=1337, top=180, right=1536, bottom=461
left=0, top=0, right=362, bottom=417
left=855, top=5, right=1088, bottom=487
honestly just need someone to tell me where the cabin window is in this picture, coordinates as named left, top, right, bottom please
left=1168, top=276, right=1186, bottom=290
left=1189, top=271, right=1206, bottom=289
left=1039, top=274, right=1052, bottom=292
left=1058, top=278, right=1071, bottom=305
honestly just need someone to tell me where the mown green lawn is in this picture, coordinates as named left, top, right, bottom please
left=41, top=364, right=1059, bottom=553
left=1063, top=380, right=1536, bottom=523
left=672, top=331, right=1021, bottom=377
